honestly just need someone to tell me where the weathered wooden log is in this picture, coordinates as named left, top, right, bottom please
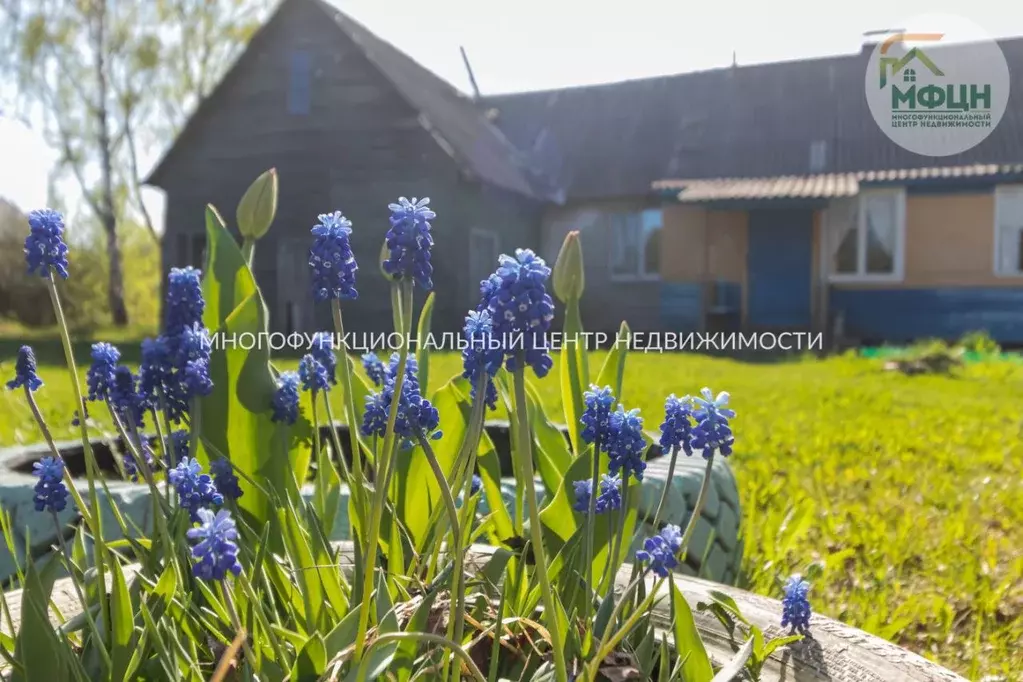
left=2, top=543, right=964, bottom=681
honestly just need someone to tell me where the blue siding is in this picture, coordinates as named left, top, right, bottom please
left=660, top=282, right=703, bottom=331
left=831, top=288, right=1023, bottom=342
left=747, top=209, right=813, bottom=327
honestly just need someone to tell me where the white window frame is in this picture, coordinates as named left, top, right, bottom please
left=609, top=208, right=662, bottom=281
left=826, top=187, right=906, bottom=283
left=993, top=184, right=1023, bottom=277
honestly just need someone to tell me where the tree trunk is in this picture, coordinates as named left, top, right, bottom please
left=92, top=0, right=128, bottom=327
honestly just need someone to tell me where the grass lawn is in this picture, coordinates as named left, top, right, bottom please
left=1, top=332, right=1021, bottom=679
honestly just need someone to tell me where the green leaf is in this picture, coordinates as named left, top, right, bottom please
left=313, top=435, right=341, bottom=541
left=278, top=503, right=325, bottom=632
left=710, top=636, right=754, bottom=682
left=593, top=591, right=615, bottom=640
left=526, top=379, right=573, bottom=494
left=291, top=633, right=327, bottom=682
left=110, top=560, right=136, bottom=682
left=761, top=633, right=803, bottom=659
left=11, top=556, right=69, bottom=682
left=393, top=591, right=438, bottom=682
left=595, top=320, right=630, bottom=401
left=656, top=634, right=671, bottom=682
left=236, top=168, right=278, bottom=240
left=323, top=608, right=361, bottom=658
left=201, top=204, right=312, bottom=528
left=416, top=292, right=435, bottom=390
left=670, top=577, right=714, bottom=682
left=707, top=589, right=750, bottom=625
left=559, top=299, right=588, bottom=456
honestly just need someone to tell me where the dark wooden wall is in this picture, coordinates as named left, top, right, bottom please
left=156, top=0, right=542, bottom=340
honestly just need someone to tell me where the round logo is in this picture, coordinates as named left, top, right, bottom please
left=864, top=14, right=1010, bottom=156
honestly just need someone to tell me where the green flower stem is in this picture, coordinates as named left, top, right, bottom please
left=584, top=571, right=663, bottom=681
left=188, top=397, right=201, bottom=460
left=241, top=238, right=255, bottom=269
left=354, top=632, right=487, bottom=682
left=649, top=444, right=680, bottom=533
left=602, top=472, right=632, bottom=594
left=45, top=273, right=108, bottom=641
left=51, top=511, right=111, bottom=668
left=221, top=580, right=257, bottom=671
left=353, top=281, right=414, bottom=664
left=512, top=362, right=568, bottom=682
left=583, top=436, right=601, bottom=605
left=157, top=391, right=177, bottom=507
left=22, top=388, right=94, bottom=531
left=678, top=453, right=715, bottom=557
left=417, top=435, right=465, bottom=682
left=320, top=391, right=354, bottom=487
left=331, top=300, right=366, bottom=521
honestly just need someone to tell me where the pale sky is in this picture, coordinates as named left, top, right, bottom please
left=2, top=0, right=1022, bottom=223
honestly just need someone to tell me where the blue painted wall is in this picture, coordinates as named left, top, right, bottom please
left=747, top=210, right=813, bottom=328
left=831, top=288, right=1023, bottom=343
left=660, top=282, right=703, bottom=331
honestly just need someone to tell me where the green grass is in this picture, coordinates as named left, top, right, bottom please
left=1, top=332, right=1021, bottom=679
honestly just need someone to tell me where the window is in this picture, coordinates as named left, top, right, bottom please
left=610, top=209, right=661, bottom=279
left=995, top=185, right=1023, bottom=276
left=809, top=140, right=828, bottom=173
left=468, top=229, right=500, bottom=302
left=288, top=50, right=312, bottom=115
left=826, top=188, right=905, bottom=281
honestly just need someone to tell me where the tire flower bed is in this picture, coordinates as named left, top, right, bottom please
left=1, top=170, right=807, bottom=681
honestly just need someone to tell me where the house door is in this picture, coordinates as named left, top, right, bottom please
left=468, top=229, right=499, bottom=306
left=746, top=209, right=813, bottom=329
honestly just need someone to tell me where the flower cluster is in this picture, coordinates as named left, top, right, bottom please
left=169, top=458, right=224, bottom=522
left=24, top=209, right=69, bottom=279
left=210, top=458, right=243, bottom=501
left=299, top=353, right=330, bottom=393
left=362, top=352, right=387, bottom=387
left=361, top=352, right=440, bottom=448
left=123, top=439, right=155, bottom=482
left=187, top=509, right=242, bottom=581
left=606, top=406, right=647, bottom=481
left=110, top=365, right=147, bottom=430
left=139, top=268, right=213, bottom=421
left=309, top=211, right=358, bottom=302
left=659, top=394, right=694, bottom=455
left=460, top=310, right=501, bottom=410
left=32, top=456, right=68, bottom=513
left=478, top=249, right=555, bottom=378
left=572, top=473, right=622, bottom=514
left=166, top=430, right=190, bottom=468
left=690, top=388, right=736, bottom=458
left=7, top=345, right=43, bottom=392
left=781, top=575, right=812, bottom=634
left=636, top=524, right=683, bottom=578
left=470, top=474, right=482, bottom=496
left=86, top=343, right=120, bottom=402
left=580, top=385, right=616, bottom=447
left=271, top=371, right=301, bottom=425
left=310, top=332, right=337, bottom=386
left=383, top=197, right=435, bottom=290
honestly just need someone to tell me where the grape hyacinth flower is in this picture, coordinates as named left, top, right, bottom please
left=298, top=354, right=330, bottom=393
left=169, top=458, right=223, bottom=521
left=360, top=391, right=388, bottom=437
left=607, top=406, right=648, bottom=481
left=166, top=429, right=190, bottom=468
left=309, top=211, right=358, bottom=302
left=580, top=385, right=616, bottom=447
left=109, top=365, right=147, bottom=429
left=309, top=332, right=337, bottom=386
left=635, top=524, right=683, bottom=578
left=781, top=575, right=812, bottom=635
left=187, top=508, right=242, bottom=581
left=383, top=197, right=435, bottom=290
left=659, top=394, right=694, bottom=456
left=691, top=388, right=736, bottom=458
left=572, top=473, right=622, bottom=514
left=210, top=458, right=243, bottom=501
left=460, top=310, right=501, bottom=410
left=7, top=345, right=43, bottom=392
left=270, top=371, right=301, bottom=425
left=32, top=456, right=68, bottom=513
left=478, top=249, right=556, bottom=377
left=24, top=209, right=69, bottom=279
left=165, top=267, right=204, bottom=335
left=362, top=353, right=386, bottom=386
left=360, top=352, right=440, bottom=448
left=470, top=474, right=482, bottom=496
left=86, top=342, right=120, bottom=402
left=123, top=439, right=155, bottom=483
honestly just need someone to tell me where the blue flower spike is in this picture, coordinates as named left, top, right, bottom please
left=361, top=352, right=387, bottom=387
left=460, top=310, right=501, bottom=410
left=187, top=508, right=242, bottom=581
left=636, top=524, right=683, bottom=578
left=24, top=209, right=69, bottom=279
left=169, top=458, right=223, bottom=521
left=309, top=210, right=358, bottom=302
left=7, top=345, right=43, bottom=392
left=86, top=342, right=121, bottom=402
left=271, top=371, right=301, bottom=425
left=580, top=385, right=616, bottom=447
left=607, top=405, right=647, bottom=481
left=782, top=575, right=812, bottom=635
left=691, top=387, right=736, bottom=458
left=659, top=394, right=694, bottom=456
left=210, top=458, right=243, bottom=501
left=383, top=197, right=435, bottom=290
left=33, top=456, right=68, bottom=513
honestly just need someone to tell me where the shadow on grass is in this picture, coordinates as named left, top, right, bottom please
left=0, top=327, right=152, bottom=366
